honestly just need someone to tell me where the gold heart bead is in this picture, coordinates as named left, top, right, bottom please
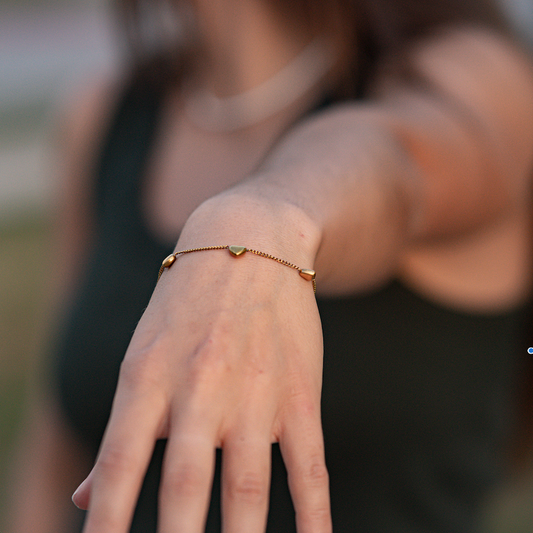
left=228, top=245, right=247, bottom=257
left=162, top=254, right=177, bottom=268
left=299, top=269, right=316, bottom=281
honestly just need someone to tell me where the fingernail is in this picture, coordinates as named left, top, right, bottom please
left=72, top=491, right=81, bottom=509
left=72, top=479, right=86, bottom=508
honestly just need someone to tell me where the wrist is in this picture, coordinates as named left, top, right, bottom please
left=177, top=190, right=322, bottom=269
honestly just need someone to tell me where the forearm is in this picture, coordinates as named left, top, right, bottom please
left=179, top=28, right=533, bottom=295
left=177, top=111, right=410, bottom=294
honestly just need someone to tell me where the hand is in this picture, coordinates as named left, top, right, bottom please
left=72, top=227, right=331, bottom=533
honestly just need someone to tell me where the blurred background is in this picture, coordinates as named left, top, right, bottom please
left=0, top=0, right=117, bottom=523
left=0, top=0, right=532, bottom=530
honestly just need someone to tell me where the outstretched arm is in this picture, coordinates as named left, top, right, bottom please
left=74, top=27, right=533, bottom=533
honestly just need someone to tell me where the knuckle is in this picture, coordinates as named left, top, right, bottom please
left=184, top=337, right=232, bottom=391
left=285, top=381, right=320, bottom=417
left=119, top=347, right=166, bottom=392
left=294, top=397, right=318, bottom=418
left=162, top=463, right=206, bottom=499
left=301, top=505, right=332, bottom=529
left=227, top=471, right=268, bottom=505
left=301, top=459, right=329, bottom=488
left=96, top=446, right=137, bottom=479
left=188, top=333, right=226, bottom=370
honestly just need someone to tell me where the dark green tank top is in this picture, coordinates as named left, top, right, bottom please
left=53, top=80, right=528, bottom=532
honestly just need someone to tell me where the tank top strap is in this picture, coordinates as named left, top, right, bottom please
left=93, top=78, right=165, bottom=233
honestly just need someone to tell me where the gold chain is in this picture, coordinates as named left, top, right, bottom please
left=157, top=245, right=316, bottom=293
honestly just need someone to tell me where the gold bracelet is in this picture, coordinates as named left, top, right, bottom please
left=157, top=245, right=316, bottom=293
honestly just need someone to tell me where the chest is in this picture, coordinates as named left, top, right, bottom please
left=141, top=94, right=306, bottom=242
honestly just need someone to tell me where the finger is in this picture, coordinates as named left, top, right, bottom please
left=280, top=409, right=331, bottom=533
left=158, top=418, right=217, bottom=533
left=221, top=430, right=272, bottom=533
left=72, top=469, right=94, bottom=510
left=82, top=387, right=165, bottom=533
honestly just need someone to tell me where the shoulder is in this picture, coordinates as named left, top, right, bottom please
left=396, top=27, right=533, bottom=312
left=54, top=73, right=126, bottom=173
left=408, top=25, right=533, bottom=92
left=50, top=72, right=128, bottom=299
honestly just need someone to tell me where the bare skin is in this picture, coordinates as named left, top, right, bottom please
left=6, top=1, right=533, bottom=533
left=73, top=23, right=533, bottom=533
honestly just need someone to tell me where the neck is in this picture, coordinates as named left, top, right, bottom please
left=190, top=0, right=315, bottom=96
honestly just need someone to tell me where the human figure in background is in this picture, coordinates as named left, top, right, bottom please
left=5, top=0, right=533, bottom=532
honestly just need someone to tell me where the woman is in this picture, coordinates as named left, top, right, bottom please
left=7, top=0, right=533, bottom=532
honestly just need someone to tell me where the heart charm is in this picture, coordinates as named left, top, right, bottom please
left=161, top=254, right=177, bottom=268
left=228, top=245, right=247, bottom=257
left=299, top=269, right=316, bottom=281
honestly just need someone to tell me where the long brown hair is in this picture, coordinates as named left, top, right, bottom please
left=114, top=0, right=508, bottom=94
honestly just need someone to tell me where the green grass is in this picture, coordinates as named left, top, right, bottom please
left=0, top=212, right=53, bottom=520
